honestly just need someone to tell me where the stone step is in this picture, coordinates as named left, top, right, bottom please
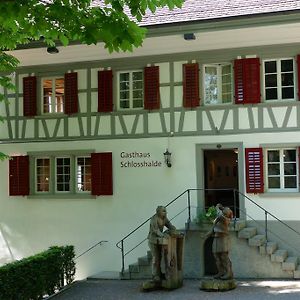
left=259, top=241, right=277, bottom=255
left=282, top=257, right=298, bottom=271
left=229, top=220, right=246, bottom=231
left=238, top=227, right=257, bottom=239
left=293, top=265, right=300, bottom=279
left=249, top=235, right=266, bottom=247
left=129, top=263, right=139, bottom=273
left=138, top=255, right=151, bottom=266
left=271, top=249, right=288, bottom=263
left=128, top=265, right=152, bottom=279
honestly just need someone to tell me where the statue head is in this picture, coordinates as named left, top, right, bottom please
left=223, top=207, right=233, bottom=219
left=156, top=206, right=167, bottom=218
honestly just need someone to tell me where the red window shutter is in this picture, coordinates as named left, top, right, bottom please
left=9, top=156, right=29, bottom=196
left=91, top=152, right=113, bottom=196
left=98, top=70, right=113, bottom=112
left=245, top=148, right=264, bottom=193
left=234, top=58, right=260, bottom=104
left=64, top=72, right=78, bottom=115
left=23, top=76, right=37, bottom=117
left=144, top=66, right=160, bottom=110
left=183, top=63, right=200, bottom=108
left=297, top=55, right=300, bottom=100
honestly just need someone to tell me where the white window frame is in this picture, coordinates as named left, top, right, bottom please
left=263, top=58, right=296, bottom=102
left=35, top=157, right=51, bottom=193
left=41, top=76, right=65, bottom=114
left=55, top=156, right=71, bottom=193
left=265, top=148, right=298, bottom=192
left=76, top=156, right=91, bottom=193
left=203, top=63, right=233, bottom=105
left=117, top=70, right=143, bottom=110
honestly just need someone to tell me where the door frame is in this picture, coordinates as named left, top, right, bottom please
left=196, top=142, right=245, bottom=219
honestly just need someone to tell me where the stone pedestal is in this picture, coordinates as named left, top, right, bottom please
left=142, top=234, right=185, bottom=291
left=200, top=278, right=237, bottom=291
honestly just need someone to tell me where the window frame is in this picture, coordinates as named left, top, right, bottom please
left=41, top=76, right=65, bottom=115
left=262, top=57, right=296, bottom=102
left=265, top=148, right=298, bottom=192
left=75, top=156, right=92, bottom=193
left=203, top=63, right=233, bottom=105
left=30, top=151, right=93, bottom=197
left=117, top=70, right=144, bottom=110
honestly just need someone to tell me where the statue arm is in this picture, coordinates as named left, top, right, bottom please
left=149, top=217, right=164, bottom=237
left=165, top=218, right=176, bottom=231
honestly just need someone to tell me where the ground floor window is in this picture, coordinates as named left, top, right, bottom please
left=9, top=152, right=113, bottom=197
left=266, top=149, right=298, bottom=192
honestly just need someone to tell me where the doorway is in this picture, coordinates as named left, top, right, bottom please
left=204, top=149, right=239, bottom=215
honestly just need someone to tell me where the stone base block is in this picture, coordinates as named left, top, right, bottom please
left=200, top=279, right=237, bottom=291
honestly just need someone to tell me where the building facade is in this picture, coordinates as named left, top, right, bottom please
left=2, top=1, right=300, bottom=279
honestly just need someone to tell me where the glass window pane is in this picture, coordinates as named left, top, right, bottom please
left=120, top=100, right=129, bottom=108
left=133, top=81, right=143, bottom=90
left=265, top=61, right=277, bottom=73
left=120, top=82, right=129, bottom=90
left=77, top=157, right=91, bottom=192
left=120, top=73, right=129, bottom=82
left=282, top=87, right=294, bottom=99
left=284, top=177, right=297, bottom=188
left=281, top=73, right=294, bottom=86
left=268, top=177, right=280, bottom=188
left=281, top=59, right=293, bottom=72
left=268, top=150, right=280, bottom=162
left=133, top=90, right=143, bottom=99
left=120, top=91, right=129, bottom=100
left=36, top=158, right=50, bottom=192
left=266, top=88, right=278, bottom=100
left=265, top=74, right=277, bottom=87
left=268, top=164, right=280, bottom=175
left=133, top=99, right=143, bottom=108
left=284, top=163, right=296, bottom=175
left=284, top=150, right=296, bottom=162
left=133, top=72, right=142, bottom=80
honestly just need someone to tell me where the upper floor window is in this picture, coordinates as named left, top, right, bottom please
left=263, top=58, right=295, bottom=101
left=42, top=77, right=64, bottom=113
left=266, top=148, right=298, bottom=192
left=118, top=71, right=143, bottom=109
left=204, top=63, right=232, bottom=105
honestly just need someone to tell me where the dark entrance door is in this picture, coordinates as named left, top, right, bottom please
left=204, top=149, right=239, bottom=215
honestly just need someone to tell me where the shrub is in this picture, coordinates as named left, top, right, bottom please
left=0, top=245, right=75, bottom=300
left=197, top=206, right=217, bottom=224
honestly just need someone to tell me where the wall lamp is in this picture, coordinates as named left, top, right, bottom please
left=47, top=46, right=59, bottom=54
left=163, top=149, right=172, bottom=168
left=183, top=33, right=196, bottom=40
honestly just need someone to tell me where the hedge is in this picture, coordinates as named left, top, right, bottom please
left=0, top=245, right=76, bottom=300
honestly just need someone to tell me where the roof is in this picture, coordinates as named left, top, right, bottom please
left=92, top=0, right=300, bottom=26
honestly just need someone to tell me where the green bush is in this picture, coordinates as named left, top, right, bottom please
left=197, top=206, right=217, bottom=224
left=0, top=245, right=75, bottom=300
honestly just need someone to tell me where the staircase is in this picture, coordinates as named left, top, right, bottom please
left=120, top=219, right=300, bottom=279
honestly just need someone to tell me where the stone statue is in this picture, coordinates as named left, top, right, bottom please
left=147, top=206, right=176, bottom=282
left=206, top=203, right=233, bottom=280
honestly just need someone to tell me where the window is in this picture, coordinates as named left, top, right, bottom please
left=56, top=157, right=71, bottom=192
left=42, top=77, right=64, bottom=113
left=118, top=71, right=143, bottom=109
left=204, top=63, right=232, bottom=105
left=17, top=152, right=113, bottom=197
left=266, top=149, right=298, bottom=192
left=263, top=58, right=295, bottom=101
left=36, top=158, right=50, bottom=192
left=76, top=157, right=91, bottom=192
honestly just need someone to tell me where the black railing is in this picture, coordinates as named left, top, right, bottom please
left=75, top=240, right=108, bottom=261
left=116, top=188, right=300, bottom=275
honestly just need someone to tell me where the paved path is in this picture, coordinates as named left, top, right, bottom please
left=51, top=279, right=300, bottom=300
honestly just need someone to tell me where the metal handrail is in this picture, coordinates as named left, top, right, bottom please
left=75, top=240, right=108, bottom=261
left=116, top=187, right=300, bottom=275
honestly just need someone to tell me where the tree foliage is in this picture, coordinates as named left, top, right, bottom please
left=0, top=0, right=183, bottom=160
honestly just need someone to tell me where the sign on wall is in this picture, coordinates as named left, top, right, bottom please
left=120, top=151, right=162, bottom=168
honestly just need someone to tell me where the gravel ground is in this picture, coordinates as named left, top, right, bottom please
left=51, top=279, right=300, bottom=300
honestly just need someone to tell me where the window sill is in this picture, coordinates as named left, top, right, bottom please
left=27, top=193, right=97, bottom=199
left=259, top=192, right=300, bottom=198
